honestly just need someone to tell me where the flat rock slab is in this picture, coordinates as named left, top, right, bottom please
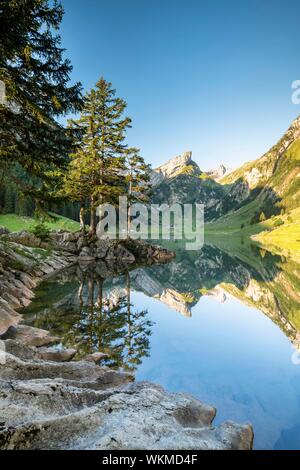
left=2, top=325, right=60, bottom=347
left=0, top=342, right=253, bottom=451
left=0, top=308, right=21, bottom=336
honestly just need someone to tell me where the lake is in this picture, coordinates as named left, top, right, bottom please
left=21, top=240, right=300, bottom=450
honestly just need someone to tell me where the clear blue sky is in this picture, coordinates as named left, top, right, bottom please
left=61, top=0, right=300, bottom=170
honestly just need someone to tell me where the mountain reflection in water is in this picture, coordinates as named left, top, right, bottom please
left=22, top=242, right=300, bottom=450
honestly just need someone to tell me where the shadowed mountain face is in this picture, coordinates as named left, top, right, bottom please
left=22, top=242, right=300, bottom=360
left=150, top=151, right=241, bottom=220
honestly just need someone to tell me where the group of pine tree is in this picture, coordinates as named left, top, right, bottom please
left=0, top=0, right=150, bottom=234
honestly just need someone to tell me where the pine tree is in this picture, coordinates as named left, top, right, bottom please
left=66, top=78, right=131, bottom=234
left=0, top=0, right=82, bottom=206
left=3, top=185, right=16, bottom=214
left=125, top=147, right=151, bottom=236
left=62, top=155, right=90, bottom=232
left=123, top=271, right=152, bottom=372
left=259, top=212, right=266, bottom=222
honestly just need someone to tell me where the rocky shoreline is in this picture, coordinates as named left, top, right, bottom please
left=0, top=339, right=253, bottom=450
left=0, top=229, right=174, bottom=336
left=0, top=229, right=254, bottom=450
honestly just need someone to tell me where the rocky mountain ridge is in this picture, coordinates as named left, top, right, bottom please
left=150, top=115, right=300, bottom=223
left=151, top=151, right=230, bottom=185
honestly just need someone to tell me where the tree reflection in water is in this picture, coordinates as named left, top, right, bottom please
left=64, top=268, right=153, bottom=373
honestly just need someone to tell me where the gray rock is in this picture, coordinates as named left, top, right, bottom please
left=2, top=291, right=22, bottom=309
left=62, top=241, right=78, bottom=253
left=94, top=240, right=109, bottom=259
left=37, top=347, right=77, bottom=362
left=84, top=352, right=110, bottom=363
left=37, top=262, right=54, bottom=275
left=0, top=226, right=10, bottom=236
left=3, top=339, right=37, bottom=360
left=50, top=231, right=81, bottom=253
left=76, top=236, right=88, bottom=251
left=79, top=246, right=94, bottom=260
left=0, top=360, right=253, bottom=450
left=90, top=383, right=253, bottom=450
left=18, top=272, right=37, bottom=290
left=115, top=245, right=135, bottom=263
left=2, top=325, right=60, bottom=348
left=5, top=231, right=45, bottom=248
left=0, top=307, right=21, bottom=336
left=0, top=338, right=253, bottom=451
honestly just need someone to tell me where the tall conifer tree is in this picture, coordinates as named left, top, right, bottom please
left=125, top=147, right=151, bottom=236
left=65, top=78, right=131, bottom=234
left=0, top=0, right=82, bottom=205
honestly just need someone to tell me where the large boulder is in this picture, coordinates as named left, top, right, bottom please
left=2, top=325, right=60, bottom=348
left=106, top=244, right=135, bottom=263
left=0, top=306, right=21, bottom=336
left=94, top=239, right=109, bottom=259
left=37, top=347, right=77, bottom=362
left=5, top=231, right=46, bottom=248
left=79, top=246, right=94, bottom=260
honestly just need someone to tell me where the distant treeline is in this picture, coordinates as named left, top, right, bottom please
left=0, top=167, right=80, bottom=222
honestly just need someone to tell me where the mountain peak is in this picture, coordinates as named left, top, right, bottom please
left=151, top=151, right=201, bottom=185
left=156, top=151, right=194, bottom=177
left=206, top=164, right=230, bottom=181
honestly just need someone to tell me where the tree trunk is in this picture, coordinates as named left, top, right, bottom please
left=78, top=281, right=84, bottom=305
left=89, top=195, right=96, bottom=234
left=88, top=278, right=94, bottom=308
left=79, top=206, right=85, bottom=233
left=127, top=178, right=132, bottom=238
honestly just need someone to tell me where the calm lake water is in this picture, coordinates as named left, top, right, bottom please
left=22, top=241, right=300, bottom=450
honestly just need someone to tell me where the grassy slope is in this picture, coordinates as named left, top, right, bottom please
left=251, top=207, right=300, bottom=261
left=206, top=136, right=300, bottom=257
left=206, top=207, right=300, bottom=262
left=0, top=213, right=80, bottom=232
left=205, top=230, right=300, bottom=337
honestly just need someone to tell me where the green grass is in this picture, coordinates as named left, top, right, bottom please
left=205, top=199, right=266, bottom=236
left=31, top=247, right=52, bottom=259
left=206, top=204, right=300, bottom=261
left=251, top=207, right=300, bottom=261
left=0, top=213, right=80, bottom=233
